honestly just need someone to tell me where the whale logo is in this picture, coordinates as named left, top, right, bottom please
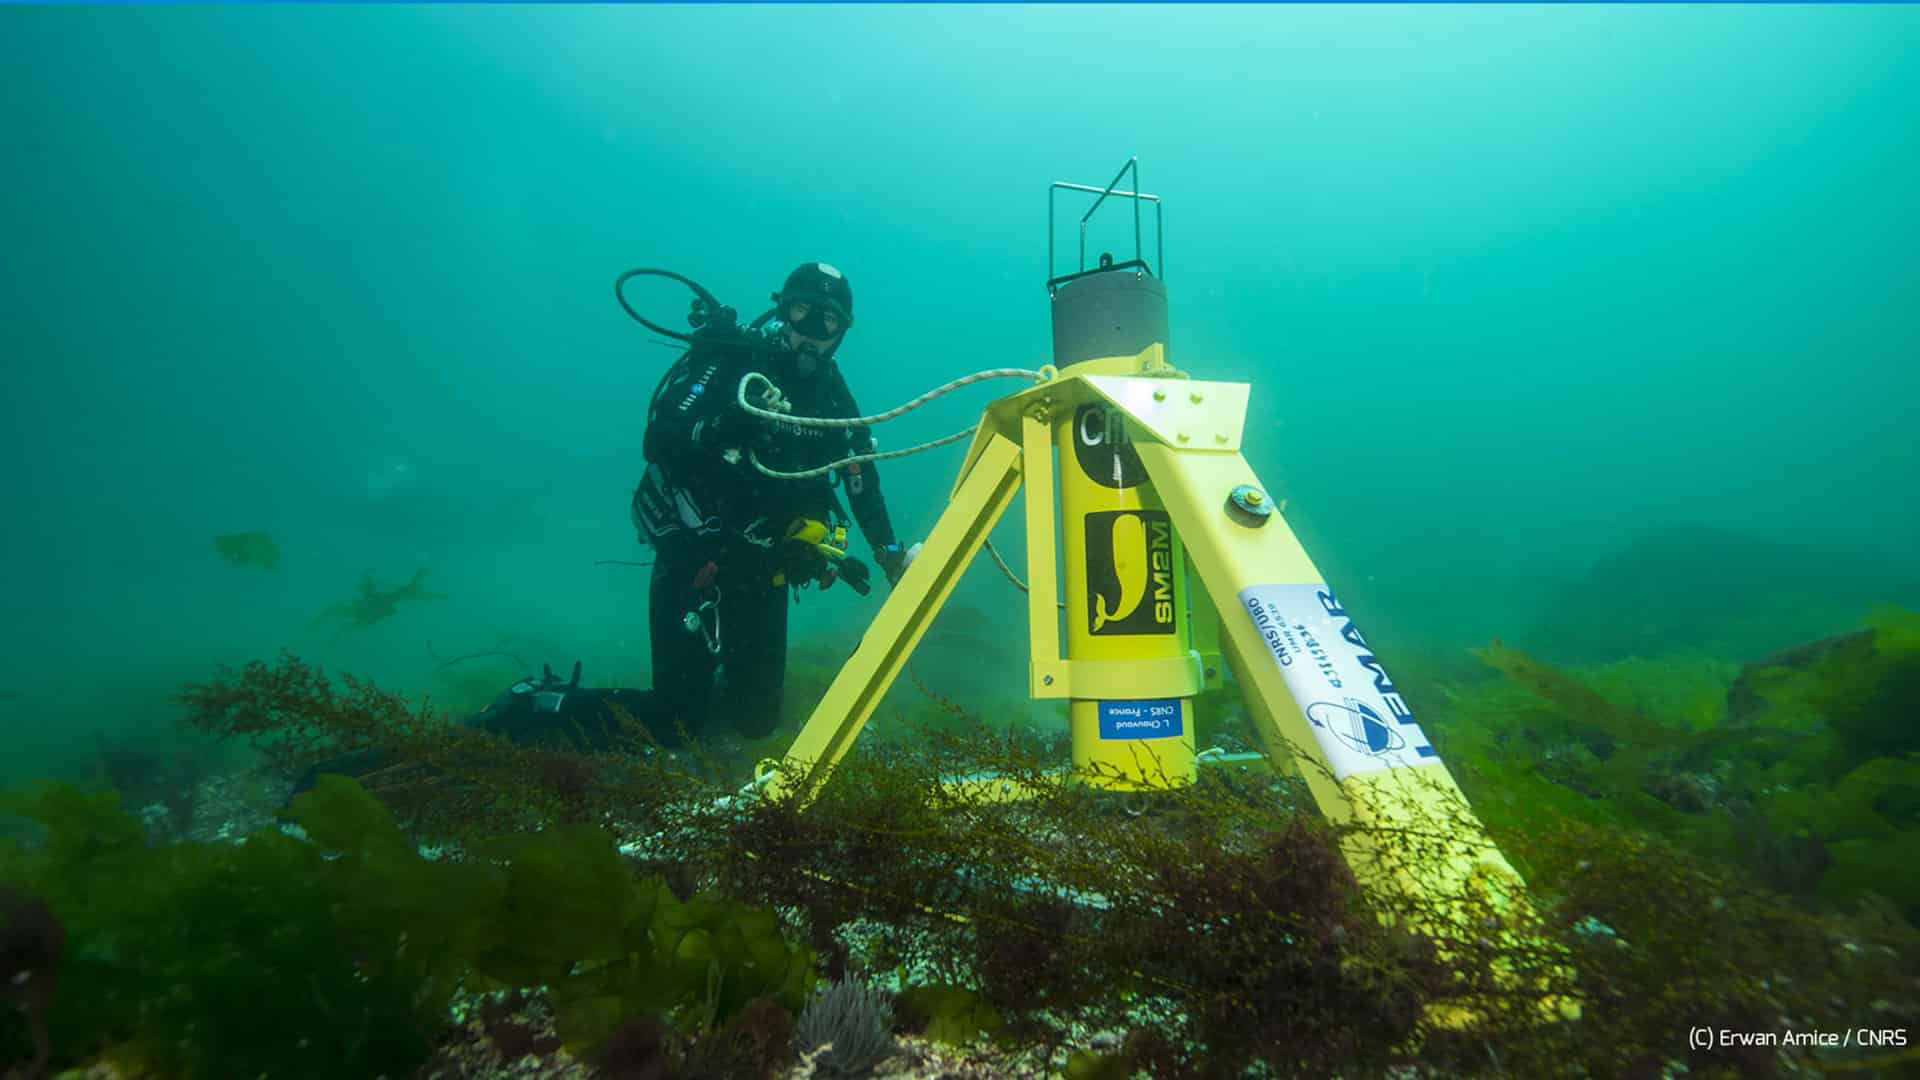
left=1092, top=512, right=1147, bottom=631
left=1086, top=510, right=1175, bottom=635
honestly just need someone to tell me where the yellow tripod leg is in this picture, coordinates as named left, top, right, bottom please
left=762, top=431, right=1027, bottom=806
left=1132, top=443, right=1532, bottom=926
left=1187, top=568, right=1226, bottom=694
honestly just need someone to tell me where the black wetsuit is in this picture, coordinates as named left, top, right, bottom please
left=624, top=332, right=900, bottom=745
left=286, top=336, right=898, bottom=791
left=292, top=334, right=901, bottom=790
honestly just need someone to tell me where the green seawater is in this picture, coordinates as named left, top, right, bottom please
left=3, top=7, right=1918, bottom=1077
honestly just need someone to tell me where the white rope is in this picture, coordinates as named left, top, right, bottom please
left=733, top=365, right=1064, bottom=608
left=748, top=427, right=976, bottom=480
left=983, top=538, right=1028, bottom=594
left=985, top=537, right=1068, bottom=610
left=736, top=366, right=1046, bottom=481
left=737, top=367, right=1045, bottom=428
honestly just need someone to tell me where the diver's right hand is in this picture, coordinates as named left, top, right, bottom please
left=837, top=556, right=873, bottom=596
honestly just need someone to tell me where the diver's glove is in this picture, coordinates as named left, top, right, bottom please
left=773, top=517, right=871, bottom=596
left=774, top=542, right=829, bottom=590
left=836, top=556, right=873, bottom=596
left=774, top=543, right=871, bottom=596
left=875, top=542, right=911, bottom=588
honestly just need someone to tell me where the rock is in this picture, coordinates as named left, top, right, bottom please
left=1527, top=525, right=1919, bottom=663
left=1724, top=630, right=1873, bottom=727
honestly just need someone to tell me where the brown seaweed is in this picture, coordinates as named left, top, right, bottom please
left=1473, top=639, right=1698, bottom=750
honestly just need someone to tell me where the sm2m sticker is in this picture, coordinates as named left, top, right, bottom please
left=1085, top=509, right=1175, bottom=636
left=1098, top=699, right=1183, bottom=740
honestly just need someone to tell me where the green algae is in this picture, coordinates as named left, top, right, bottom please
left=0, top=775, right=811, bottom=1077
left=20, top=631, right=1919, bottom=1078
left=1447, top=611, right=1920, bottom=927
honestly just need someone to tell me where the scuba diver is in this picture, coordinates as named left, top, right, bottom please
left=473, top=262, right=908, bottom=753
left=291, top=263, right=906, bottom=795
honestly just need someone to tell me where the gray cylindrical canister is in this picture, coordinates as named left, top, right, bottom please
left=1050, top=265, right=1168, bottom=368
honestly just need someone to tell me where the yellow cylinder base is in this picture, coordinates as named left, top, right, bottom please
left=1069, top=697, right=1197, bottom=790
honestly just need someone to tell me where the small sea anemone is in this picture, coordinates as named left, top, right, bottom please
left=794, top=978, right=895, bottom=1077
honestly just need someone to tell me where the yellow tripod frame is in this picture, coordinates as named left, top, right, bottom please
left=759, top=346, right=1562, bottom=1010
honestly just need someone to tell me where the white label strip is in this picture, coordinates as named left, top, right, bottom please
left=1237, top=583, right=1439, bottom=781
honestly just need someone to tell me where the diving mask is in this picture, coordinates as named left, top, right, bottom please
left=785, top=300, right=844, bottom=342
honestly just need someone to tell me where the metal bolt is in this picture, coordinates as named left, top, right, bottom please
left=1152, top=388, right=1167, bottom=402
left=1042, top=674, right=1054, bottom=686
